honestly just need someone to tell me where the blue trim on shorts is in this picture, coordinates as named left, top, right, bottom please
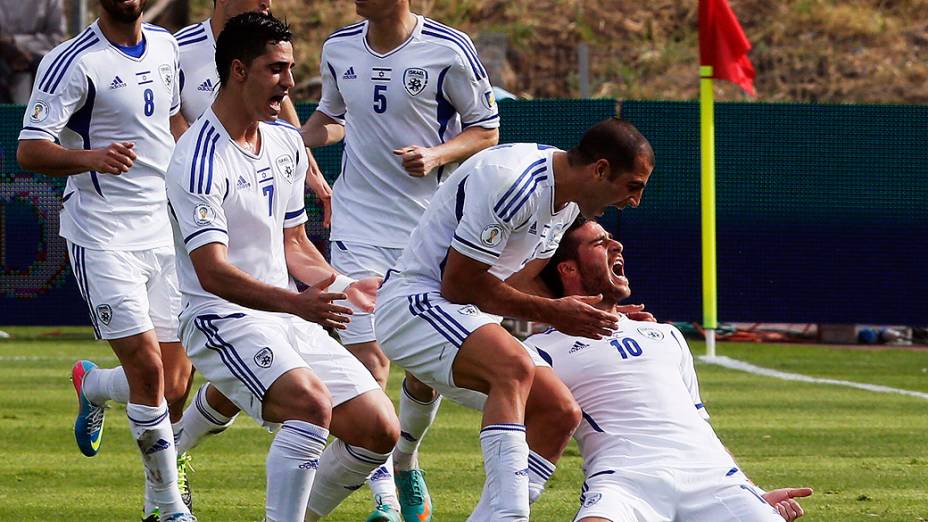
left=194, top=314, right=267, bottom=401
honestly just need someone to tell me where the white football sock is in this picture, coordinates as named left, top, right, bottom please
left=367, top=455, right=400, bottom=510
left=127, top=402, right=188, bottom=516
left=175, top=384, right=237, bottom=454
left=307, top=439, right=392, bottom=517
left=265, top=420, right=328, bottom=522
left=467, top=450, right=552, bottom=521
left=475, top=424, right=529, bottom=521
left=82, top=365, right=129, bottom=405
left=527, top=450, right=555, bottom=503
left=394, top=379, right=442, bottom=471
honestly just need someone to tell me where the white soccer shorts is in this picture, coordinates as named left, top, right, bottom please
left=329, top=240, right=403, bottom=345
left=180, top=310, right=379, bottom=429
left=573, top=466, right=783, bottom=522
left=67, top=241, right=180, bottom=342
left=376, top=291, right=549, bottom=411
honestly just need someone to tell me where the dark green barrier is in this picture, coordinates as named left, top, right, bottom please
left=0, top=99, right=617, bottom=325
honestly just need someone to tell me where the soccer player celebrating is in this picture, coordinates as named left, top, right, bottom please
left=376, top=119, right=654, bottom=520
left=17, top=1, right=193, bottom=520
left=300, top=1, right=500, bottom=519
left=525, top=218, right=814, bottom=522
left=170, top=0, right=332, bottom=228
left=166, top=12, right=401, bottom=522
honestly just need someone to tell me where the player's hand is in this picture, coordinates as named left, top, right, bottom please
left=393, top=145, right=442, bottom=177
left=547, top=294, right=619, bottom=339
left=616, top=303, right=656, bottom=322
left=291, top=273, right=353, bottom=329
left=345, top=276, right=382, bottom=313
left=86, top=142, right=136, bottom=175
left=763, top=488, right=813, bottom=521
left=303, top=148, right=332, bottom=227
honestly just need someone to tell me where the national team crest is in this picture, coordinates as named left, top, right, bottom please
left=458, top=305, right=479, bottom=317
left=403, top=68, right=428, bottom=96
left=254, top=347, right=274, bottom=368
left=637, top=327, right=664, bottom=341
left=96, top=304, right=113, bottom=325
left=583, top=492, right=602, bottom=507
left=158, top=63, right=174, bottom=90
left=275, top=155, right=295, bottom=183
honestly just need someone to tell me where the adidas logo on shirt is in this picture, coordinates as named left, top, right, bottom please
left=197, top=78, right=215, bottom=92
left=236, top=175, right=251, bottom=189
left=568, top=340, right=590, bottom=354
left=109, top=76, right=126, bottom=89
left=342, top=66, right=357, bottom=80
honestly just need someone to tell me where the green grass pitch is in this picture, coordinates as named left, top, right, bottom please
left=1, top=327, right=926, bottom=521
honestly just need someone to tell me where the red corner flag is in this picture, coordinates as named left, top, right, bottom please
left=699, top=0, right=756, bottom=96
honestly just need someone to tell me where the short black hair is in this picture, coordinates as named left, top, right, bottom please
left=539, top=216, right=590, bottom=298
left=215, top=12, right=292, bottom=87
left=567, top=118, right=654, bottom=180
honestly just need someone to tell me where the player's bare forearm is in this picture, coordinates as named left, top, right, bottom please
left=190, top=242, right=301, bottom=314
left=17, top=139, right=120, bottom=177
left=429, top=125, right=498, bottom=166
left=506, top=257, right=555, bottom=298
left=170, top=111, right=189, bottom=141
left=300, top=110, right=345, bottom=148
left=283, top=224, right=335, bottom=285
left=280, top=96, right=301, bottom=127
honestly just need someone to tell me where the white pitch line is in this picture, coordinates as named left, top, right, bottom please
left=699, top=355, right=928, bottom=401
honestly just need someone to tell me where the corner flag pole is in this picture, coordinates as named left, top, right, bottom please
left=699, top=65, right=719, bottom=358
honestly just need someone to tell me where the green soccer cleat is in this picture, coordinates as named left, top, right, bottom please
left=365, top=505, right=402, bottom=522
left=395, top=469, right=432, bottom=522
left=176, top=451, right=194, bottom=512
left=71, top=360, right=106, bottom=457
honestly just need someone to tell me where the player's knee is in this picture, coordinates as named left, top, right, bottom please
left=279, top=381, right=333, bottom=427
left=162, top=369, right=192, bottom=406
left=554, top=395, right=582, bottom=433
left=356, top=406, right=400, bottom=454
left=488, top=351, right=535, bottom=391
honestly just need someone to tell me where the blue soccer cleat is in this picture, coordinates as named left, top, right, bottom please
left=395, top=469, right=432, bottom=522
left=71, top=360, right=106, bottom=457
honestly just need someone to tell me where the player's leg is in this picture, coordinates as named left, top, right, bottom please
left=452, top=324, right=536, bottom=521
left=290, top=320, right=400, bottom=521
left=66, top=244, right=191, bottom=519
left=330, top=242, right=406, bottom=515
left=111, top=330, right=191, bottom=520
left=393, top=373, right=440, bottom=522
left=307, top=390, right=401, bottom=521
left=186, top=312, right=331, bottom=521
left=523, top=367, right=581, bottom=502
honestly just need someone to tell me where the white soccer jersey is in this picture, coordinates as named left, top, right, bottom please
left=318, top=16, right=500, bottom=249
left=524, top=319, right=735, bottom=477
left=174, top=20, right=217, bottom=124
left=19, top=21, right=181, bottom=250
left=379, top=143, right=579, bottom=301
left=165, top=109, right=309, bottom=317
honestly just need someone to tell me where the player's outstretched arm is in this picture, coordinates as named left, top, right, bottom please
left=190, top=241, right=353, bottom=329
left=442, top=248, right=617, bottom=339
left=17, top=139, right=136, bottom=176
left=763, top=488, right=813, bottom=521
left=282, top=224, right=378, bottom=313
left=394, top=126, right=498, bottom=178
left=300, top=110, right=345, bottom=149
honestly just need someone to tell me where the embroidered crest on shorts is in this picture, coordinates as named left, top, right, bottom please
left=254, top=347, right=274, bottom=368
left=583, top=492, right=602, bottom=507
left=96, top=304, right=113, bottom=325
left=403, top=68, right=428, bottom=96
left=458, top=305, right=479, bottom=316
